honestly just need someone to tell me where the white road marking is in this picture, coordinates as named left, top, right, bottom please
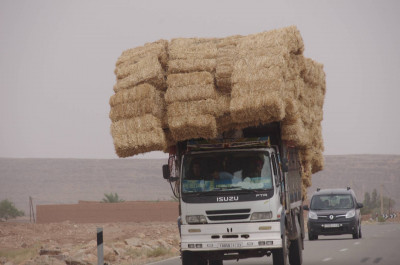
left=322, top=257, right=332, bottom=262
left=340, top=248, right=348, bottom=252
left=354, top=241, right=360, bottom=245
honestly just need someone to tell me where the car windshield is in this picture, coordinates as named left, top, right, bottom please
left=310, top=194, right=354, bottom=210
left=182, top=151, right=273, bottom=194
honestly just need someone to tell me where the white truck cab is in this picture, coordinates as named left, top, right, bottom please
left=163, top=124, right=304, bottom=265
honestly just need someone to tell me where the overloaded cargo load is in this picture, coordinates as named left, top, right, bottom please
left=109, top=26, right=326, bottom=192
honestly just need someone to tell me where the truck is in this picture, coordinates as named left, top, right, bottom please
left=162, top=122, right=304, bottom=265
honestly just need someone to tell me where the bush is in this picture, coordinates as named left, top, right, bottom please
left=0, top=199, right=24, bottom=221
left=102, top=193, right=125, bottom=203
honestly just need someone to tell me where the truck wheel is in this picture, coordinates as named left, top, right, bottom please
left=209, top=260, right=223, bottom=265
left=273, top=230, right=288, bottom=265
left=182, top=251, right=194, bottom=265
left=182, top=251, right=207, bottom=265
left=289, top=236, right=303, bottom=265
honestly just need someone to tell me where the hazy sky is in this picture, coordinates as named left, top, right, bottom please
left=1, top=0, right=399, bottom=159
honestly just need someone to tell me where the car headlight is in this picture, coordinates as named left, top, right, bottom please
left=308, top=211, right=318, bottom=220
left=345, top=209, right=356, bottom=218
left=186, top=215, right=207, bottom=224
left=251, top=211, right=273, bottom=221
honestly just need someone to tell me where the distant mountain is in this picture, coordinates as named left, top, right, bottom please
left=0, top=158, right=172, bottom=213
left=1, top=155, right=399, bottom=214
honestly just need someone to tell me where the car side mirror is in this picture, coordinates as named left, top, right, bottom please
left=303, top=205, right=309, bottom=211
left=357, top=202, right=364, bottom=209
left=162, top=164, right=170, bottom=180
left=281, top=158, right=289, bottom=173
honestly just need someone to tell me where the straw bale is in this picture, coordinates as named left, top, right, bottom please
left=110, top=115, right=166, bottom=157
left=166, top=71, right=213, bottom=87
left=303, top=58, right=326, bottom=89
left=281, top=119, right=308, bottom=146
left=109, top=83, right=159, bottom=107
left=116, top=39, right=168, bottom=69
left=236, top=26, right=304, bottom=56
left=215, top=36, right=242, bottom=92
left=230, top=91, right=286, bottom=125
left=109, top=96, right=164, bottom=122
left=167, top=99, right=218, bottom=117
left=169, top=38, right=218, bottom=60
left=114, top=56, right=166, bottom=92
left=168, top=114, right=218, bottom=141
left=165, top=83, right=217, bottom=103
left=168, top=58, right=216, bottom=74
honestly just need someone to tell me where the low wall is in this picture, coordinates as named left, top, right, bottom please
left=36, top=201, right=179, bottom=224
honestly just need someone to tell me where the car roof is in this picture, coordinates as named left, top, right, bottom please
left=312, top=188, right=355, bottom=196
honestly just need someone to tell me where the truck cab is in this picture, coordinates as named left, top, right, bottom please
left=163, top=124, right=304, bottom=265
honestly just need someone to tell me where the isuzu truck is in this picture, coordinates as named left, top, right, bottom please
left=162, top=122, right=304, bottom=265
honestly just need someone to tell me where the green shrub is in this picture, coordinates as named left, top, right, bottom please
left=101, top=193, right=125, bottom=203
left=0, top=199, right=24, bottom=221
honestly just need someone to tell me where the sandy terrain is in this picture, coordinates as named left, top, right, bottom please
left=0, top=202, right=181, bottom=265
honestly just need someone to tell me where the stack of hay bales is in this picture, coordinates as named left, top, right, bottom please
left=110, top=40, right=168, bottom=157
left=165, top=38, right=220, bottom=141
left=109, top=26, right=326, bottom=192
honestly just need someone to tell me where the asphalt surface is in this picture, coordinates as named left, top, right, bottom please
left=148, top=223, right=400, bottom=265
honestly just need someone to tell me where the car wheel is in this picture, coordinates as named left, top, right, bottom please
left=359, top=225, right=362, bottom=238
left=308, top=232, right=317, bottom=241
left=352, top=225, right=360, bottom=239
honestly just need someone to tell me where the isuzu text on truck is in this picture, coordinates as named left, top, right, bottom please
left=163, top=123, right=304, bottom=265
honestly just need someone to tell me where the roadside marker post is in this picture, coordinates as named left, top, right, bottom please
left=97, top=227, right=104, bottom=265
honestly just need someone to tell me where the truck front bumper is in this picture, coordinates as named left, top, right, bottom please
left=181, top=221, right=282, bottom=252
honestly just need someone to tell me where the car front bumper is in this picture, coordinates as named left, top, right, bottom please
left=308, top=218, right=358, bottom=236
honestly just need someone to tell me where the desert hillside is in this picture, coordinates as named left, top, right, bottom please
left=310, top=155, right=400, bottom=209
left=1, top=155, right=399, bottom=214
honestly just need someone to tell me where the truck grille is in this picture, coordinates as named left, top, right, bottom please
left=206, top=209, right=251, bottom=221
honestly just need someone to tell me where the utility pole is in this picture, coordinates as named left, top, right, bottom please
left=380, top=184, right=384, bottom=216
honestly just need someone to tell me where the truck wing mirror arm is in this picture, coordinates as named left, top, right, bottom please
left=281, top=158, right=289, bottom=173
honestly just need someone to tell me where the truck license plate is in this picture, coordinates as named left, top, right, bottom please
left=324, top=223, right=340, bottom=228
left=220, top=243, right=242, bottom=248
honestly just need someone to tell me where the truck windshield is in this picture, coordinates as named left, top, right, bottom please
left=310, top=194, right=354, bottom=210
left=182, top=151, right=273, bottom=194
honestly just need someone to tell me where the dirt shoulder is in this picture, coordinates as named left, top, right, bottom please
left=0, top=220, right=180, bottom=265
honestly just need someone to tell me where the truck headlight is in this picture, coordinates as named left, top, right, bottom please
left=251, top=211, right=272, bottom=221
left=308, top=211, right=318, bottom=220
left=345, top=209, right=356, bottom=218
left=186, top=215, right=207, bottom=224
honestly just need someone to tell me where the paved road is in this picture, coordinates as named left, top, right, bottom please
left=148, top=223, right=400, bottom=265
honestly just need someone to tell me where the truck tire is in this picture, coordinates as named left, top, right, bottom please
left=182, top=251, right=207, bottom=265
left=288, top=236, right=303, bottom=265
left=273, top=229, right=288, bottom=265
left=182, top=251, right=194, bottom=265
left=209, top=260, right=223, bottom=265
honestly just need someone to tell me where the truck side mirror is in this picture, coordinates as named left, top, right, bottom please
left=357, top=202, right=364, bottom=209
left=281, top=158, right=289, bottom=173
left=303, top=205, right=309, bottom=211
left=162, top=164, right=170, bottom=180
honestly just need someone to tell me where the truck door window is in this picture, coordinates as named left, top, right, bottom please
left=271, top=154, right=279, bottom=186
